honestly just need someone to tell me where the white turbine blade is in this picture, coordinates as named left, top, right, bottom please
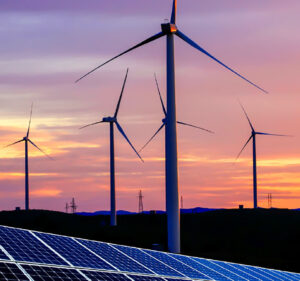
left=79, top=121, right=104, bottom=130
left=239, top=102, right=254, bottom=131
left=154, top=73, right=167, bottom=116
left=114, top=68, right=129, bottom=118
left=27, top=103, right=33, bottom=137
left=28, top=139, right=53, bottom=160
left=115, top=121, right=144, bottom=162
left=170, top=0, right=177, bottom=24
left=75, top=32, right=165, bottom=83
left=4, top=139, right=24, bottom=148
left=177, top=121, right=214, bottom=134
left=236, top=135, right=253, bottom=160
left=175, top=30, right=268, bottom=94
left=139, top=123, right=165, bottom=153
left=256, top=132, right=292, bottom=137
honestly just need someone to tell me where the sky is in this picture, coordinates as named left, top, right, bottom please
left=0, top=0, right=300, bottom=212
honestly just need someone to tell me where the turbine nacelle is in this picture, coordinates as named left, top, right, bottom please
left=161, top=23, right=177, bottom=34
left=162, top=118, right=166, bottom=124
left=103, top=116, right=116, bottom=123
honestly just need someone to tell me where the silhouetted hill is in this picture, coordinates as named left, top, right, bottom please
left=0, top=208, right=299, bottom=273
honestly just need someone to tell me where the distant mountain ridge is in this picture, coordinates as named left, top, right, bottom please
left=76, top=207, right=217, bottom=216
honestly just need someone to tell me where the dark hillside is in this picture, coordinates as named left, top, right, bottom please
left=0, top=208, right=299, bottom=273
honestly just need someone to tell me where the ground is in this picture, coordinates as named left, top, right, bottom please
left=0, top=208, right=299, bottom=273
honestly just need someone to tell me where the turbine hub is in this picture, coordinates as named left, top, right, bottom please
left=162, top=118, right=166, bottom=124
left=103, top=116, right=116, bottom=123
left=161, top=23, right=177, bottom=34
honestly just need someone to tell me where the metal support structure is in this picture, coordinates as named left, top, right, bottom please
left=166, top=33, right=180, bottom=253
left=252, top=134, right=257, bottom=209
left=25, top=139, right=29, bottom=211
left=138, top=190, right=144, bottom=213
left=110, top=122, right=116, bottom=226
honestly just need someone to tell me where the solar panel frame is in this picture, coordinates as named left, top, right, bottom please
left=0, top=261, right=30, bottom=281
left=81, top=269, right=132, bottom=281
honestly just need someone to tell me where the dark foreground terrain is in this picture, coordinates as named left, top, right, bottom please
left=0, top=208, right=299, bottom=273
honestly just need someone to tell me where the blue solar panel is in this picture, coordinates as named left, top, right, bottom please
left=227, top=262, right=272, bottom=280
left=21, top=264, right=87, bottom=281
left=0, top=226, right=67, bottom=266
left=35, top=232, right=114, bottom=270
left=0, top=248, right=9, bottom=261
left=81, top=270, right=131, bottom=280
left=113, top=244, right=184, bottom=277
left=243, top=265, right=285, bottom=281
left=77, top=238, right=152, bottom=274
left=277, top=270, right=300, bottom=281
left=212, top=260, right=258, bottom=280
left=0, top=262, right=29, bottom=281
left=144, top=250, right=206, bottom=280
left=127, top=275, right=166, bottom=281
left=256, top=268, right=289, bottom=281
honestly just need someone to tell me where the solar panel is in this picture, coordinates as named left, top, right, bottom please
left=77, top=238, right=153, bottom=274
left=82, top=270, right=131, bottom=280
left=35, top=232, right=114, bottom=270
left=21, top=264, right=88, bottom=281
left=113, top=244, right=184, bottom=277
left=0, top=262, right=29, bottom=281
left=0, top=225, right=298, bottom=281
left=0, top=226, right=67, bottom=266
left=143, top=249, right=205, bottom=279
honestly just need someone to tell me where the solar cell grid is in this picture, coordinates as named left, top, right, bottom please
left=242, top=265, right=283, bottom=281
left=257, top=268, right=288, bottom=281
left=36, top=232, right=114, bottom=270
left=81, top=270, right=130, bottom=280
left=227, top=262, right=270, bottom=281
left=190, top=257, right=232, bottom=281
left=143, top=250, right=205, bottom=280
left=127, top=275, right=166, bottom=281
left=21, top=264, right=87, bottom=281
left=114, top=245, right=183, bottom=277
left=276, top=270, right=300, bottom=281
left=77, top=239, right=152, bottom=274
left=0, top=227, right=67, bottom=266
left=0, top=248, right=10, bottom=261
left=0, top=262, right=29, bottom=281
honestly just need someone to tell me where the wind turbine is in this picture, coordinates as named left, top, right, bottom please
left=139, top=74, right=213, bottom=153
left=4, top=104, right=52, bottom=211
left=80, top=68, right=143, bottom=226
left=236, top=103, right=288, bottom=209
left=76, top=0, right=267, bottom=253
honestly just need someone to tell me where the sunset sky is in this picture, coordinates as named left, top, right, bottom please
left=0, top=0, right=300, bottom=212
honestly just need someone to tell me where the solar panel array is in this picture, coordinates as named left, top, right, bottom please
left=0, top=225, right=298, bottom=280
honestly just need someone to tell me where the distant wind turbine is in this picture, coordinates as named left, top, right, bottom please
left=76, top=0, right=267, bottom=253
left=4, top=104, right=52, bottom=211
left=236, top=103, right=289, bottom=209
left=139, top=74, right=213, bottom=153
left=80, top=69, right=143, bottom=226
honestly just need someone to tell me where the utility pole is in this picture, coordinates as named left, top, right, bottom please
left=65, top=203, right=69, bottom=213
left=267, top=193, right=272, bottom=208
left=70, top=198, right=77, bottom=214
left=181, top=196, right=183, bottom=209
left=138, top=190, right=144, bottom=213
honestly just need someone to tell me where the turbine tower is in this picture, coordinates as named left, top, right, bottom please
left=80, top=69, right=143, bottom=226
left=76, top=0, right=266, bottom=253
left=139, top=74, right=213, bottom=153
left=4, top=104, right=52, bottom=210
left=236, top=103, right=288, bottom=209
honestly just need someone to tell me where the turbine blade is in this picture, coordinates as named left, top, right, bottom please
left=175, top=30, right=268, bottom=94
left=79, top=121, right=104, bottom=130
left=170, top=0, right=177, bottom=24
left=28, top=139, right=53, bottom=160
left=4, top=139, right=24, bottom=148
left=139, top=123, right=165, bottom=153
left=239, top=102, right=254, bottom=131
left=177, top=121, right=214, bottom=134
left=75, top=32, right=165, bottom=83
left=236, top=135, right=253, bottom=160
left=114, top=68, right=129, bottom=118
left=154, top=73, right=166, bottom=116
left=256, top=132, right=291, bottom=137
left=27, top=103, right=33, bottom=137
left=115, top=121, right=144, bottom=162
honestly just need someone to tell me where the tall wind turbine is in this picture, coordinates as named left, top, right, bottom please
left=80, top=69, right=143, bottom=226
left=236, top=103, right=288, bottom=209
left=139, top=74, right=213, bottom=153
left=4, top=104, right=52, bottom=211
left=76, top=0, right=266, bottom=253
